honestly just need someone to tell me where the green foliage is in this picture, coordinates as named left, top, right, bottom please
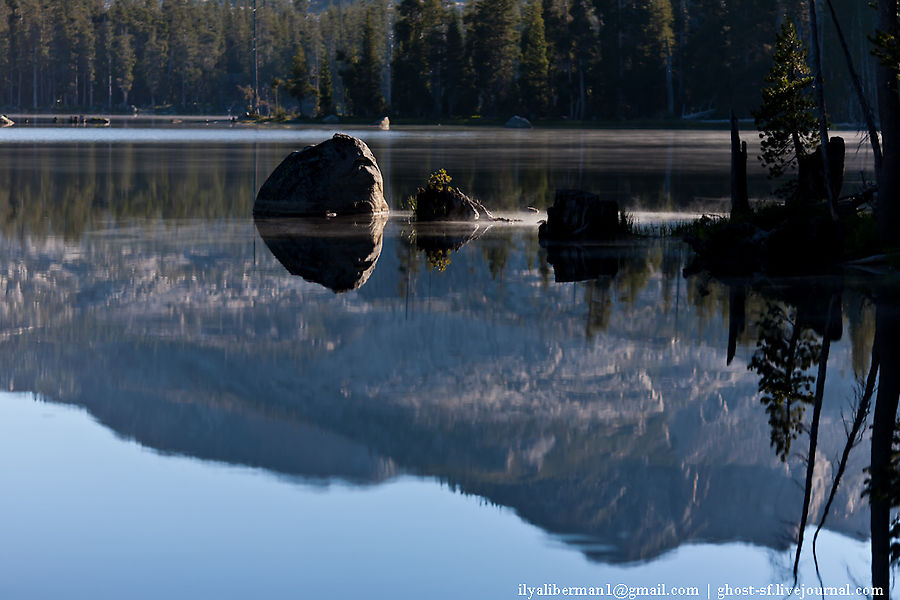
left=287, top=44, right=311, bottom=109
left=518, top=1, right=551, bottom=117
left=0, top=0, right=879, bottom=122
left=427, top=168, right=452, bottom=191
left=466, top=0, right=519, bottom=115
left=340, top=7, right=386, bottom=118
left=748, top=302, right=821, bottom=461
left=317, top=57, right=335, bottom=117
left=426, top=248, right=452, bottom=272
left=870, top=28, right=900, bottom=77
left=752, top=20, right=818, bottom=196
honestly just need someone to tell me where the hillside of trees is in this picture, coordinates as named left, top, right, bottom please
left=0, top=0, right=882, bottom=121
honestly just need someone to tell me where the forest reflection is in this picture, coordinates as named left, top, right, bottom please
left=0, top=130, right=799, bottom=241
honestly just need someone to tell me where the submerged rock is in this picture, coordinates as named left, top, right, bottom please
left=538, top=189, right=621, bottom=242
left=255, top=213, right=387, bottom=293
left=505, top=115, right=532, bottom=129
left=414, top=186, right=493, bottom=222
left=254, top=133, right=388, bottom=217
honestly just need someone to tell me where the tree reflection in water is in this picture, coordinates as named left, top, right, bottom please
left=731, top=276, right=900, bottom=598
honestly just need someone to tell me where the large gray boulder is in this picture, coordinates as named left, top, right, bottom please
left=254, top=133, right=388, bottom=217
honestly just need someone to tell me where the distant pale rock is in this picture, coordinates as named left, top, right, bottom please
left=504, top=115, right=532, bottom=129
left=375, top=116, right=390, bottom=130
left=0, top=115, right=13, bottom=127
left=254, top=133, right=389, bottom=217
left=322, top=114, right=340, bottom=124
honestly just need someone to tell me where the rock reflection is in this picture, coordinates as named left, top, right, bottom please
left=255, top=214, right=387, bottom=293
left=543, top=243, right=619, bottom=283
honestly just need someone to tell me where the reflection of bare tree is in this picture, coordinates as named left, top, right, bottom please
left=869, top=304, right=900, bottom=596
left=813, top=341, right=878, bottom=581
left=792, top=294, right=838, bottom=581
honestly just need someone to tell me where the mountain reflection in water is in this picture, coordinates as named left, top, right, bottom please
left=0, top=131, right=891, bottom=598
left=0, top=215, right=879, bottom=564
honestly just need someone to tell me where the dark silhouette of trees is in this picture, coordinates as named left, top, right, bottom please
left=0, top=0, right=885, bottom=122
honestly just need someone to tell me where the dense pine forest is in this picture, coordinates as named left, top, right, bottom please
left=0, top=0, right=883, bottom=121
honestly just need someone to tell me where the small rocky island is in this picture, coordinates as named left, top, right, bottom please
left=411, top=169, right=495, bottom=221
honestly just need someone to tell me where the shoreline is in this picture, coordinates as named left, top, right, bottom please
left=2, top=111, right=872, bottom=131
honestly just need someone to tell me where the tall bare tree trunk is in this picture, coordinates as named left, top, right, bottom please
left=824, top=0, right=882, bottom=170
left=875, top=0, right=900, bottom=245
left=807, top=0, right=838, bottom=219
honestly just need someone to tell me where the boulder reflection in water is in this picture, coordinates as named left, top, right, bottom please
left=255, top=214, right=387, bottom=293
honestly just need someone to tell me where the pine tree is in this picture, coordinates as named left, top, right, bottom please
left=442, top=12, right=468, bottom=116
left=519, top=1, right=550, bottom=117
left=752, top=20, right=818, bottom=193
left=343, top=7, right=385, bottom=117
left=287, top=43, right=310, bottom=109
left=114, top=30, right=136, bottom=108
left=466, top=0, right=518, bottom=115
left=392, top=0, right=432, bottom=116
left=318, top=56, right=335, bottom=116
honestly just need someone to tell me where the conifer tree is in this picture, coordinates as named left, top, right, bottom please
left=752, top=20, right=818, bottom=194
left=519, top=0, right=550, bottom=117
left=318, top=56, right=335, bottom=116
left=466, top=0, right=518, bottom=115
left=287, top=43, right=310, bottom=109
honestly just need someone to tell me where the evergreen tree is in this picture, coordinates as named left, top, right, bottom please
left=114, top=30, right=136, bottom=108
left=392, top=0, right=432, bottom=116
left=442, top=12, right=470, bottom=116
left=466, top=0, right=518, bottom=115
left=318, top=55, right=335, bottom=116
left=752, top=20, right=818, bottom=194
left=518, top=1, right=550, bottom=117
left=287, top=43, right=310, bottom=109
left=342, top=7, right=385, bottom=117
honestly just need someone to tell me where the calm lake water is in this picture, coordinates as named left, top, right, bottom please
left=0, top=126, right=888, bottom=599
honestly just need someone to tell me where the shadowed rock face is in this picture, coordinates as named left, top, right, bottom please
left=255, top=214, right=387, bottom=293
left=254, top=133, right=388, bottom=217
